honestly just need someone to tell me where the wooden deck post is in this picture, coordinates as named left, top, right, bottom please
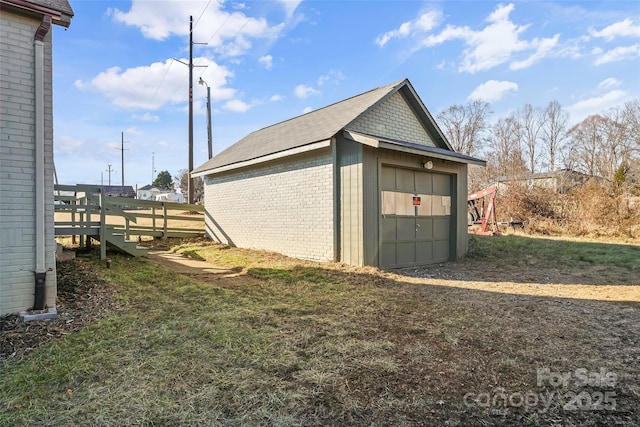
left=162, top=203, right=168, bottom=239
left=99, top=187, right=107, bottom=260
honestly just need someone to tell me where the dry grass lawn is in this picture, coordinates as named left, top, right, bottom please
left=1, top=234, right=638, bottom=426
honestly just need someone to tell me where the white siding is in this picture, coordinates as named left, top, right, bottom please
left=203, top=148, right=334, bottom=262
left=0, top=12, right=57, bottom=315
left=348, top=91, right=435, bottom=147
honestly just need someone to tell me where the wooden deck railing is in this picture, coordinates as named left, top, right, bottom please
left=54, top=184, right=205, bottom=258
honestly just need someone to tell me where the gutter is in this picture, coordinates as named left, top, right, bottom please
left=33, top=15, right=51, bottom=311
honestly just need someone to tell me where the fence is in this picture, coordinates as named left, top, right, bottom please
left=54, top=184, right=205, bottom=259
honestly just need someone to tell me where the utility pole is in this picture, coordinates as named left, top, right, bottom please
left=199, top=77, right=213, bottom=159
left=151, top=152, right=156, bottom=184
left=188, top=15, right=194, bottom=204
left=120, top=131, right=129, bottom=187
left=106, top=163, right=113, bottom=186
left=175, top=16, right=207, bottom=204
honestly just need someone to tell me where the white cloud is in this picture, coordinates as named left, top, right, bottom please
left=294, top=84, right=320, bottom=98
left=383, top=3, right=560, bottom=73
left=598, top=78, right=621, bottom=90
left=275, top=0, right=303, bottom=18
left=302, top=106, right=313, bottom=114
left=74, top=58, right=235, bottom=110
left=259, top=55, right=273, bottom=69
left=124, top=126, right=142, bottom=135
left=594, top=44, right=640, bottom=65
left=375, top=10, right=442, bottom=47
left=223, top=99, right=251, bottom=113
left=317, top=69, right=345, bottom=86
left=510, top=34, right=560, bottom=70
left=590, top=18, right=640, bottom=41
left=110, top=0, right=286, bottom=57
left=566, top=90, right=628, bottom=123
left=458, top=4, right=531, bottom=73
left=134, top=113, right=160, bottom=122
left=270, top=94, right=284, bottom=101
left=468, top=80, right=518, bottom=102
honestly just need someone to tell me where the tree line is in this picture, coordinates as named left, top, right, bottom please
left=436, top=98, right=640, bottom=192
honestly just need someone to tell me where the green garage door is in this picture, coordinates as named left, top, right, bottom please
left=380, top=166, right=453, bottom=268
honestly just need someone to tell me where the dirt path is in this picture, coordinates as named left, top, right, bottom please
left=146, top=250, right=261, bottom=287
left=148, top=249, right=640, bottom=303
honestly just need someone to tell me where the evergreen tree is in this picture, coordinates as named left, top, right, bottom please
left=152, top=170, right=173, bottom=190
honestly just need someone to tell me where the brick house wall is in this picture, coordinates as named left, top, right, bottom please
left=0, top=12, right=57, bottom=315
left=203, top=148, right=335, bottom=262
left=348, top=91, right=435, bottom=147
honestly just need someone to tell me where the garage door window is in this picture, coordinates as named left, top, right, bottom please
left=381, top=191, right=450, bottom=216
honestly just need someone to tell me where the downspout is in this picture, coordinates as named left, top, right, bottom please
left=33, top=15, right=52, bottom=310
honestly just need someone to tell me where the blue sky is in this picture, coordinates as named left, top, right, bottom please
left=51, top=0, right=640, bottom=188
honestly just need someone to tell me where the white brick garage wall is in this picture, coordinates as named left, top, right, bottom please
left=203, top=148, right=335, bottom=262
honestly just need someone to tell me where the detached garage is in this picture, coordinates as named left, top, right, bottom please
left=192, top=79, right=485, bottom=268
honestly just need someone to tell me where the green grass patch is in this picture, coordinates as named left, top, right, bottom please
left=469, top=236, right=640, bottom=275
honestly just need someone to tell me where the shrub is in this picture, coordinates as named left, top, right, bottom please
left=494, top=180, right=640, bottom=239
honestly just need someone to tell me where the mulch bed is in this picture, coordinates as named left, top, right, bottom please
left=0, top=258, right=121, bottom=367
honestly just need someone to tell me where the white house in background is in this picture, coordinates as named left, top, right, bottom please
left=0, top=0, right=74, bottom=316
left=155, top=191, right=184, bottom=203
left=136, top=184, right=165, bottom=200
left=137, top=185, right=185, bottom=203
left=193, top=79, right=486, bottom=269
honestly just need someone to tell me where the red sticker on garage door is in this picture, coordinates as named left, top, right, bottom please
left=412, top=196, right=421, bottom=206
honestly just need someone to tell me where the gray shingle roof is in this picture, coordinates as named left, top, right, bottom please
left=192, top=78, right=479, bottom=174
left=193, top=79, right=411, bottom=174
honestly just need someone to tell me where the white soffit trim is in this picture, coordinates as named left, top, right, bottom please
left=192, top=139, right=332, bottom=177
left=343, top=130, right=379, bottom=148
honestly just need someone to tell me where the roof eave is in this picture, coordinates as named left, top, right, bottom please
left=192, top=139, right=333, bottom=177
left=344, top=130, right=486, bottom=166
left=0, top=0, right=74, bottom=27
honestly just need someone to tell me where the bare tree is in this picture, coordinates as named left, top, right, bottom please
left=436, top=100, right=491, bottom=156
left=621, top=99, right=640, bottom=187
left=518, top=103, right=543, bottom=173
left=487, top=114, right=527, bottom=180
left=568, top=104, right=640, bottom=182
left=601, top=107, right=632, bottom=181
left=621, top=99, right=640, bottom=153
left=567, top=115, right=610, bottom=178
left=541, top=100, right=569, bottom=172
left=175, top=169, right=204, bottom=203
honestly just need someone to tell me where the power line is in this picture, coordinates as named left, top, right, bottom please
left=193, top=0, right=212, bottom=27
left=146, top=59, right=174, bottom=109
